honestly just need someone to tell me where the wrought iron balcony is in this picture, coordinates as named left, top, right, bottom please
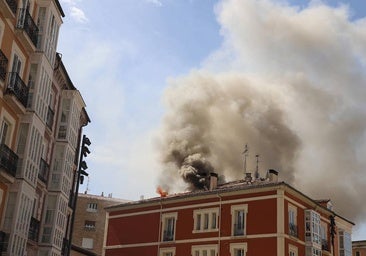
left=289, top=223, right=298, bottom=237
left=5, top=0, right=17, bottom=15
left=28, top=217, right=40, bottom=242
left=46, top=107, right=54, bottom=130
left=163, top=230, right=174, bottom=241
left=233, top=224, right=244, bottom=236
left=62, top=238, right=69, bottom=255
left=17, top=8, right=39, bottom=47
left=0, top=143, right=18, bottom=178
left=0, top=50, right=8, bottom=82
left=0, top=231, right=9, bottom=254
left=38, top=158, right=49, bottom=184
left=6, top=72, right=29, bottom=108
left=322, top=239, right=329, bottom=251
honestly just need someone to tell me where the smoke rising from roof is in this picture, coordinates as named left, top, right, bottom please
left=157, top=0, right=366, bottom=222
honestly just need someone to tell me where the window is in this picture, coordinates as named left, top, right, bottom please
left=162, top=212, right=177, bottom=242
left=192, top=245, right=217, bottom=256
left=84, top=220, right=96, bottom=230
left=288, top=204, right=298, bottom=237
left=231, top=204, right=248, bottom=236
left=230, top=243, right=247, bottom=256
left=0, top=120, right=10, bottom=145
left=82, top=238, right=93, bottom=249
left=339, top=230, right=352, bottom=256
left=289, top=245, right=298, bottom=256
left=355, top=252, right=360, bottom=256
left=305, top=210, right=321, bottom=245
left=86, top=203, right=97, bottom=212
left=320, top=222, right=329, bottom=251
left=193, top=208, right=219, bottom=233
left=159, top=247, right=175, bottom=256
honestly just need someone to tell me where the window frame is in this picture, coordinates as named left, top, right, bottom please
left=231, top=204, right=248, bottom=236
left=289, top=244, right=298, bottom=256
left=86, top=202, right=98, bottom=212
left=159, top=247, right=175, bottom=256
left=230, top=242, right=247, bottom=256
left=162, top=212, right=177, bottom=242
left=193, top=207, right=219, bottom=233
left=192, top=244, right=218, bottom=256
left=288, top=204, right=298, bottom=237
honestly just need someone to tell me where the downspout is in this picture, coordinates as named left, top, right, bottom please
left=157, top=199, right=163, bottom=256
left=217, top=193, right=222, bottom=256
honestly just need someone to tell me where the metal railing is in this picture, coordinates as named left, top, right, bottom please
left=5, top=0, right=17, bottom=15
left=28, top=217, right=40, bottom=242
left=163, top=230, right=174, bottom=241
left=0, top=50, right=8, bottom=82
left=0, top=143, right=18, bottom=177
left=38, top=158, right=49, bottom=184
left=6, top=72, right=29, bottom=108
left=289, top=223, right=298, bottom=237
left=322, top=239, right=329, bottom=251
left=233, top=224, right=244, bottom=236
left=46, top=107, right=54, bottom=130
left=17, top=8, right=39, bottom=46
left=0, top=231, right=9, bottom=254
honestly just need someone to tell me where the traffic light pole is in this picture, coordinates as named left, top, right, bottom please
left=67, top=134, right=90, bottom=256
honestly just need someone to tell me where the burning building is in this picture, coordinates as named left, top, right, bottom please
left=103, top=171, right=353, bottom=256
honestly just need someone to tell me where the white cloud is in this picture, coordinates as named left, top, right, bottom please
left=70, top=6, right=88, bottom=23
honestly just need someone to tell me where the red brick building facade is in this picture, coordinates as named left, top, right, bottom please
left=104, top=173, right=353, bottom=256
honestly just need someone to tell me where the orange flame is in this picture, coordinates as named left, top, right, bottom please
left=156, top=186, right=168, bottom=197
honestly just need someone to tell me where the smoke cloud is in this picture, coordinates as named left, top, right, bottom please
left=157, top=0, right=366, bottom=223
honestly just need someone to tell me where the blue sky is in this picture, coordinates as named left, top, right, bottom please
left=57, top=0, right=366, bottom=239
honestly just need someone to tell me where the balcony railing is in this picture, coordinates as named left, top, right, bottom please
left=5, top=0, right=17, bottom=15
left=0, top=143, right=18, bottom=177
left=289, top=223, right=298, bottom=237
left=62, top=238, right=69, bottom=255
left=163, top=230, right=174, bottom=242
left=38, top=158, right=49, bottom=184
left=0, top=50, right=8, bottom=82
left=17, top=8, right=39, bottom=46
left=28, top=217, right=40, bottom=242
left=322, top=239, right=330, bottom=251
left=233, top=224, right=244, bottom=236
left=6, top=72, right=29, bottom=108
left=0, top=231, right=9, bottom=254
left=46, top=107, right=54, bottom=130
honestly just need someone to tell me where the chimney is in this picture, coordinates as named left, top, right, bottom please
left=268, top=169, right=278, bottom=182
left=245, top=173, right=252, bottom=183
left=209, top=172, right=218, bottom=190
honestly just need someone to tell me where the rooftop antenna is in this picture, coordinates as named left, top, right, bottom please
left=255, top=154, right=260, bottom=179
left=242, top=144, right=249, bottom=174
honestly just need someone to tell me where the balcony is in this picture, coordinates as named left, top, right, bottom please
left=233, top=224, right=244, bottom=236
left=289, top=223, right=298, bottom=237
left=163, top=230, right=174, bottom=242
left=0, top=50, right=8, bottom=82
left=0, top=0, right=17, bottom=18
left=0, top=143, right=18, bottom=182
left=16, top=8, right=39, bottom=52
left=4, top=72, right=29, bottom=113
left=0, top=231, right=9, bottom=254
left=322, top=239, right=330, bottom=251
left=46, top=107, right=54, bottom=130
left=28, top=217, right=40, bottom=242
left=62, top=238, right=69, bottom=255
left=38, top=158, right=49, bottom=184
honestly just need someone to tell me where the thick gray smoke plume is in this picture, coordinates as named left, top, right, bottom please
left=157, top=0, right=366, bottom=223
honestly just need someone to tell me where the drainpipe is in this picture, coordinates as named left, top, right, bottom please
left=217, top=193, right=222, bottom=256
left=157, top=199, right=163, bottom=256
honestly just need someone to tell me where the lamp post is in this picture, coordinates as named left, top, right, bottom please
left=67, top=134, right=91, bottom=255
